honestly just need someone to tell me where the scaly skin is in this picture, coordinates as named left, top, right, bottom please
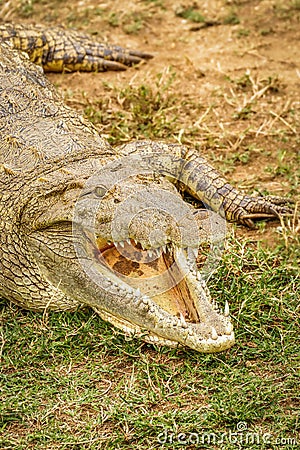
left=0, top=28, right=293, bottom=353
left=0, top=23, right=152, bottom=71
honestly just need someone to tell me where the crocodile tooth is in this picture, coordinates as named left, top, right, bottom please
left=179, top=313, right=188, bottom=328
left=211, top=326, right=218, bottom=340
left=119, top=241, right=125, bottom=248
left=133, top=239, right=138, bottom=245
left=191, top=247, right=198, bottom=258
left=224, top=300, right=230, bottom=317
left=225, top=322, right=233, bottom=335
left=197, top=272, right=202, bottom=281
left=155, top=248, right=161, bottom=257
left=188, top=257, right=196, bottom=267
left=126, top=239, right=131, bottom=246
left=148, top=250, right=153, bottom=258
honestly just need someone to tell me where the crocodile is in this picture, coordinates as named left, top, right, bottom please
left=0, top=23, right=153, bottom=71
left=0, top=25, right=293, bottom=353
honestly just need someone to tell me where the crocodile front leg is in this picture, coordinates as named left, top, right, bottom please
left=0, top=23, right=152, bottom=72
left=116, top=140, right=293, bottom=227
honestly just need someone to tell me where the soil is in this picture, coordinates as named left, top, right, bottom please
left=1, top=0, right=299, bottom=244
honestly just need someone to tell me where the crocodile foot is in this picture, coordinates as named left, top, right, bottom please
left=224, top=194, right=294, bottom=228
left=0, top=23, right=153, bottom=72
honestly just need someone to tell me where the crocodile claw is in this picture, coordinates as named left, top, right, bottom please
left=236, top=195, right=294, bottom=228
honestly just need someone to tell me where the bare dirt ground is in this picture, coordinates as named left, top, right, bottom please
left=2, top=1, right=299, bottom=244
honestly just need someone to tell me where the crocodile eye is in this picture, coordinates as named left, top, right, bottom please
left=94, top=185, right=107, bottom=198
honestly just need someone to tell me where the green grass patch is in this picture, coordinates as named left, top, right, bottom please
left=107, top=10, right=150, bottom=34
left=175, top=6, right=206, bottom=24
left=223, top=11, right=240, bottom=25
left=82, top=68, right=204, bottom=146
left=1, top=228, right=299, bottom=449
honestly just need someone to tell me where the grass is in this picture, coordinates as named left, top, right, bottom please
left=80, top=67, right=203, bottom=146
left=107, top=11, right=149, bottom=34
left=175, top=6, right=206, bottom=24
left=1, top=223, right=299, bottom=449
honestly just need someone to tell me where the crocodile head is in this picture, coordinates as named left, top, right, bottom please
left=80, top=171, right=234, bottom=352
left=24, top=161, right=234, bottom=353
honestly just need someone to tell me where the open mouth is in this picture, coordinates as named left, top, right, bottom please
left=94, top=237, right=234, bottom=351
left=97, top=238, right=201, bottom=322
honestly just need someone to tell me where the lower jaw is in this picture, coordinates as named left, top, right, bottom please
left=96, top=307, right=235, bottom=353
left=95, top=308, right=183, bottom=347
left=94, top=239, right=234, bottom=352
